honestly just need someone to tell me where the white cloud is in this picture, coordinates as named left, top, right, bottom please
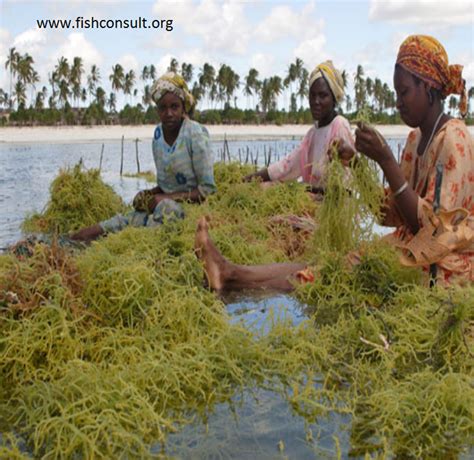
left=293, top=35, right=327, bottom=70
left=369, top=0, right=474, bottom=26
left=154, top=53, right=175, bottom=77
left=13, top=28, right=48, bottom=56
left=118, top=54, right=139, bottom=73
left=254, top=2, right=319, bottom=42
left=50, top=33, right=103, bottom=70
left=0, top=28, right=12, bottom=57
left=152, top=0, right=251, bottom=54
left=249, top=53, right=275, bottom=79
left=0, top=29, right=12, bottom=89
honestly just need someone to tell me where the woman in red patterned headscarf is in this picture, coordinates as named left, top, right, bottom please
left=355, top=35, right=473, bottom=285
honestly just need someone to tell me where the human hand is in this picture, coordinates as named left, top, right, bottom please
left=355, top=123, right=392, bottom=165
left=328, top=138, right=356, bottom=166
left=133, top=190, right=154, bottom=212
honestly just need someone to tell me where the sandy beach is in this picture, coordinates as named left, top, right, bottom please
left=0, top=124, right=422, bottom=144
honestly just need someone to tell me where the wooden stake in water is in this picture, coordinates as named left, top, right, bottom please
left=135, top=138, right=140, bottom=174
left=99, top=144, right=104, bottom=172
left=120, top=135, right=124, bottom=176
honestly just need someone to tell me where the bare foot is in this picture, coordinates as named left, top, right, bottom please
left=194, top=217, right=228, bottom=291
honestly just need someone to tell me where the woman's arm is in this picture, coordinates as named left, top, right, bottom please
left=355, top=124, right=420, bottom=233
left=243, top=168, right=271, bottom=182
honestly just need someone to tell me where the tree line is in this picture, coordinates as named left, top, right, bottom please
left=2, top=47, right=473, bottom=126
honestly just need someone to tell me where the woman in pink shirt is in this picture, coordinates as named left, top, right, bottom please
left=245, top=60, right=355, bottom=194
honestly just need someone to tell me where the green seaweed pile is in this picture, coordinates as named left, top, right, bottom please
left=22, top=163, right=127, bottom=234
left=1, top=162, right=472, bottom=459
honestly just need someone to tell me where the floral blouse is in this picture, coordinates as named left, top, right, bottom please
left=385, top=118, right=473, bottom=284
left=267, top=115, right=354, bottom=188
left=152, top=118, right=217, bottom=197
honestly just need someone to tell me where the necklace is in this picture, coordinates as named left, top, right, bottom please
left=421, top=111, right=444, bottom=156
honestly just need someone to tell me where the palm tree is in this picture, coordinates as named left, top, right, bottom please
left=109, top=64, right=124, bottom=106
left=269, top=76, right=282, bottom=110
left=14, top=81, right=27, bottom=108
left=48, top=71, right=58, bottom=108
left=0, top=89, right=9, bottom=109
left=341, top=70, right=348, bottom=90
left=345, top=94, right=352, bottom=114
left=448, top=96, right=458, bottom=115
left=373, top=78, right=383, bottom=113
left=123, top=70, right=136, bottom=104
left=54, top=57, right=70, bottom=108
left=284, top=62, right=297, bottom=110
left=5, top=47, right=20, bottom=109
left=55, top=57, right=70, bottom=81
left=468, top=86, right=474, bottom=117
left=216, top=64, right=239, bottom=108
left=17, top=53, right=35, bottom=108
left=141, top=65, right=149, bottom=83
left=107, top=91, right=116, bottom=112
left=168, top=58, right=179, bottom=73
left=259, top=78, right=272, bottom=113
left=382, top=83, right=395, bottom=113
left=365, top=76, right=374, bottom=109
left=70, top=57, right=84, bottom=108
left=181, top=62, right=193, bottom=83
left=149, top=64, right=156, bottom=81
left=198, top=63, right=216, bottom=108
left=35, top=90, right=45, bottom=110
left=191, top=82, right=204, bottom=105
left=95, top=87, right=106, bottom=108
left=142, top=84, right=152, bottom=107
left=29, top=69, right=40, bottom=106
left=354, top=65, right=367, bottom=112
left=58, top=79, right=70, bottom=108
left=244, top=68, right=259, bottom=109
left=87, top=65, right=101, bottom=104
left=297, top=68, right=308, bottom=109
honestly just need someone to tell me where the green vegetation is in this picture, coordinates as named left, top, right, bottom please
left=0, top=162, right=472, bottom=458
left=3, top=49, right=471, bottom=126
left=22, top=163, right=127, bottom=234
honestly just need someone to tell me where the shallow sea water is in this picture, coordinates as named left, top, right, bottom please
left=0, top=136, right=406, bottom=458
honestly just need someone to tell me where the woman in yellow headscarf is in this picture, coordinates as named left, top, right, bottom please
left=244, top=60, right=355, bottom=196
left=193, top=35, right=473, bottom=292
left=71, top=72, right=216, bottom=242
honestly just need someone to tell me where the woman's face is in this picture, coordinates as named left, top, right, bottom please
left=308, top=77, right=335, bottom=124
left=157, top=92, right=185, bottom=130
left=393, top=65, right=429, bottom=128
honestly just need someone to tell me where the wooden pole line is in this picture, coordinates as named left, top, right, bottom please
left=135, top=138, right=140, bottom=174
left=99, top=143, right=104, bottom=172
left=120, top=135, right=124, bottom=176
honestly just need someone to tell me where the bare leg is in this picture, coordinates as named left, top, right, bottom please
left=194, top=217, right=306, bottom=292
left=70, top=224, right=105, bottom=243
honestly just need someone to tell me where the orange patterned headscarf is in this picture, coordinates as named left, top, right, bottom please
left=396, top=35, right=467, bottom=117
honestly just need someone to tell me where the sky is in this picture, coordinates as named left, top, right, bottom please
left=0, top=0, right=473, bottom=110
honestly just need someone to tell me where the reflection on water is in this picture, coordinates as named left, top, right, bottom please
left=0, top=137, right=404, bottom=248
left=165, top=294, right=352, bottom=460
left=165, top=387, right=351, bottom=460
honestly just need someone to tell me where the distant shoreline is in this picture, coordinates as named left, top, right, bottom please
left=0, top=124, right=420, bottom=144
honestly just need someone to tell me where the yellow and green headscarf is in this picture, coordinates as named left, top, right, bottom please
left=151, top=72, right=195, bottom=113
left=308, top=60, right=345, bottom=104
left=396, top=35, right=467, bottom=117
